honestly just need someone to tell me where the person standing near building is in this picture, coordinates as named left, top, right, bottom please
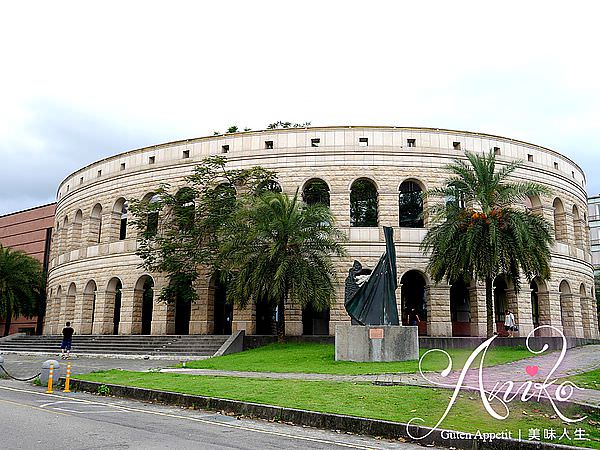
left=504, top=309, right=516, bottom=337
left=61, top=321, right=74, bottom=359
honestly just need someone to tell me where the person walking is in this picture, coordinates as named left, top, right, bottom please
left=61, top=321, right=74, bottom=359
left=504, top=309, right=517, bottom=337
left=408, top=308, right=421, bottom=326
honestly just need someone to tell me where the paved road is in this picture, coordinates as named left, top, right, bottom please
left=0, top=353, right=180, bottom=378
left=0, top=380, right=422, bottom=450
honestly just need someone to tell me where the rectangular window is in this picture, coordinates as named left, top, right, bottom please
left=120, top=163, right=126, bottom=171
left=553, top=162, right=559, bottom=170
left=149, top=156, right=156, bottom=164
left=97, top=170, right=102, bottom=177
left=453, top=142, right=461, bottom=150
left=311, top=138, right=320, bottom=147
left=221, top=145, right=229, bottom=154
left=493, top=146, right=500, bottom=155
left=572, top=171, right=575, bottom=178
left=407, top=139, right=416, bottom=147
left=80, top=177, right=84, bottom=185
left=66, top=185, right=69, bottom=192
left=265, top=140, right=274, bottom=149
left=527, top=154, right=533, bottom=162
left=359, top=137, right=368, bottom=147
left=182, top=150, right=190, bottom=159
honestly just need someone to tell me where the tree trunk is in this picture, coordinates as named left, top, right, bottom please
left=276, top=294, right=286, bottom=343
left=3, top=302, right=11, bottom=337
left=486, top=277, right=494, bottom=338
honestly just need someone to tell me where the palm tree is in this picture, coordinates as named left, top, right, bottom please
left=420, top=151, right=553, bottom=337
left=0, top=244, right=43, bottom=336
left=219, top=189, right=346, bottom=341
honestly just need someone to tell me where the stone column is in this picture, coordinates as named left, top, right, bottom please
left=103, top=210, right=122, bottom=243
left=285, top=302, right=303, bottom=336
left=507, top=288, right=534, bottom=337
left=426, top=283, right=452, bottom=336
left=232, top=302, right=256, bottom=335
left=92, top=291, right=115, bottom=335
left=189, top=276, right=211, bottom=335
left=118, top=288, right=139, bottom=334
left=468, top=282, right=488, bottom=337
left=74, top=291, right=95, bottom=335
left=151, top=301, right=175, bottom=335
left=588, top=297, right=599, bottom=339
left=536, top=290, right=561, bottom=336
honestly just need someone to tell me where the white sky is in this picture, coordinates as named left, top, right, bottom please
left=1, top=1, right=599, bottom=215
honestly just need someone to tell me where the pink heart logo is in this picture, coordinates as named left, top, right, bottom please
left=526, top=365, right=539, bottom=377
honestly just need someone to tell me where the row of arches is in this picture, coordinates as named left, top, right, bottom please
left=53, top=178, right=589, bottom=260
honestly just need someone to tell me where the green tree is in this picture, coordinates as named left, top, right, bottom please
left=0, top=245, right=43, bottom=336
left=129, top=156, right=277, bottom=304
left=219, top=190, right=346, bottom=341
left=420, top=151, right=554, bottom=337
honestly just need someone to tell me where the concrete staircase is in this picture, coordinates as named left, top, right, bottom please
left=0, top=334, right=230, bottom=357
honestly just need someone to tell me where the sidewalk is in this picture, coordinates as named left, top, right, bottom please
left=162, top=344, right=600, bottom=408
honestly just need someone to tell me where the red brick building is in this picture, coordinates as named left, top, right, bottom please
left=0, top=203, right=56, bottom=334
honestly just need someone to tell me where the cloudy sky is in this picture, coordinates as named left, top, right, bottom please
left=1, top=1, right=599, bottom=215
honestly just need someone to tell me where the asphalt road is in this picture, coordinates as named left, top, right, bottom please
left=0, top=380, right=425, bottom=450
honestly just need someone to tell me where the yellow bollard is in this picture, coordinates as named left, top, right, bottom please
left=46, top=363, right=54, bottom=394
left=64, top=362, right=71, bottom=393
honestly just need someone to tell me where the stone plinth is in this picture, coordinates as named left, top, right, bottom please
left=335, top=324, right=419, bottom=362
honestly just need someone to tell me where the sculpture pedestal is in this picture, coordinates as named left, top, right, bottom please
left=335, top=324, right=419, bottom=362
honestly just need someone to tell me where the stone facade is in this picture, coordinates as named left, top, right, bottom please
left=45, top=127, right=599, bottom=338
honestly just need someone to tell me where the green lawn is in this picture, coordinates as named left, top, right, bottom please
left=183, top=342, right=535, bottom=375
left=76, top=370, right=600, bottom=448
left=564, top=368, right=600, bottom=391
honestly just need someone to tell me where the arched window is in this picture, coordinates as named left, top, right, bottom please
left=553, top=198, right=567, bottom=243
left=73, top=210, right=83, bottom=249
left=143, top=194, right=160, bottom=236
left=174, top=187, right=196, bottom=231
left=572, top=205, right=583, bottom=248
left=525, top=195, right=542, bottom=215
left=302, top=178, right=330, bottom=207
left=83, top=280, right=97, bottom=334
left=398, top=180, right=424, bottom=228
left=135, top=275, right=154, bottom=335
left=445, top=182, right=466, bottom=209
left=350, top=178, right=378, bottom=227
left=493, top=276, right=508, bottom=324
left=106, top=277, right=123, bottom=335
left=90, top=203, right=103, bottom=244
left=61, top=216, right=69, bottom=253
left=257, top=180, right=282, bottom=193
left=120, top=201, right=128, bottom=240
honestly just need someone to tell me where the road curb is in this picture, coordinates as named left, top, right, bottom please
left=68, top=378, right=581, bottom=450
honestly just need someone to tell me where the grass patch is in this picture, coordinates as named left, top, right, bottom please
left=76, top=370, right=600, bottom=448
left=564, top=368, right=600, bottom=391
left=183, top=342, right=535, bottom=375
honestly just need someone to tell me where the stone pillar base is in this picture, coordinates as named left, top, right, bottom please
left=428, top=322, right=452, bottom=337
left=286, top=320, right=303, bottom=336
left=233, top=320, right=255, bottom=335
left=189, top=320, right=211, bottom=335
left=335, top=324, right=419, bottom=362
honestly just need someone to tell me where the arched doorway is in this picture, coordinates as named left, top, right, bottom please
left=173, top=277, right=192, bottom=335
left=302, top=306, right=330, bottom=335
left=450, top=279, right=471, bottom=336
left=211, top=272, right=232, bottom=335
left=530, top=280, right=540, bottom=335
left=256, top=300, right=276, bottom=335
left=134, top=275, right=154, bottom=335
left=401, top=270, right=427, bottom=335
left=105, top=278, right=122, bottom=335
left=494, top=276, right=508, bottom=335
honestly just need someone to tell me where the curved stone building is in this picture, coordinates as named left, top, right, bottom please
left=45, top=126, right=599, bottom=339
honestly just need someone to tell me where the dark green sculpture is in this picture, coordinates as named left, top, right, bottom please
left=344, top=226, right=399, bottom=325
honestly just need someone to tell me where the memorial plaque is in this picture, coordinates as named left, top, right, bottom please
left=369, top=328, right=384, bottom=339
